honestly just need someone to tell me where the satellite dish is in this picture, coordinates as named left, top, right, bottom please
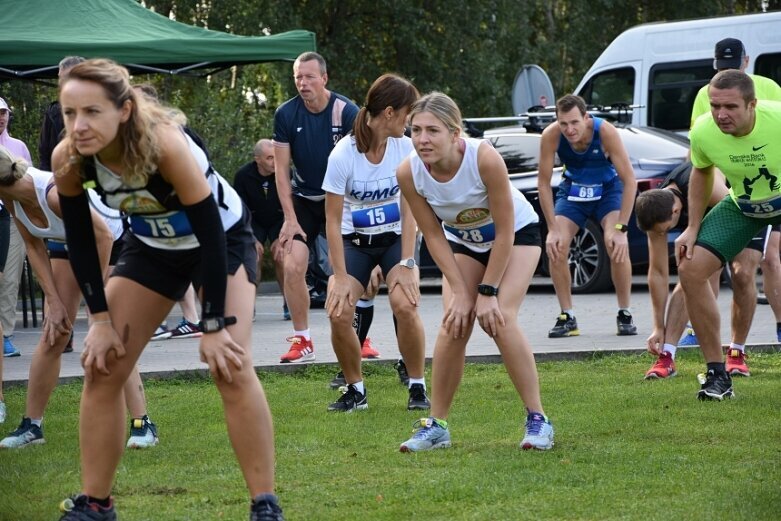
left=511, top=64, right=556, bottom=115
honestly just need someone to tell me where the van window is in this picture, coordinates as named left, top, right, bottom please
left=755, top=53, right=781, bottom=84
left=579, top=67, right=634, bottom=108
left=648, top=60, right=713, bottom=131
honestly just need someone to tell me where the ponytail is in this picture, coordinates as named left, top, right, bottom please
left=353, top=106, right=372, bottom=154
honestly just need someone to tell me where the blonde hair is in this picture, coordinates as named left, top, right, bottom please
left=408, top=92, right=463, bottom=133
left=58, top=59, right=186, bottom=187
left=0, top=146, right=29, bottom=187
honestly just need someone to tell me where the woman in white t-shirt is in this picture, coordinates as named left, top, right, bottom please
left=396, top=92, right=554, bottom=452
left=321, top=74, right=428, bottom=413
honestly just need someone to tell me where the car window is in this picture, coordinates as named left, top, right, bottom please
left=579, top=67, right=635, bottom=107
left=489, top=134, right=560, bottom=173
left=618, top=128, right=689, bottom=160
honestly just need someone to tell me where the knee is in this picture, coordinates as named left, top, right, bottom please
left=390, top=299, right=418, bottom=321
left=284, top=257, right=307, bottom=278
left=329, top=311, right=354, bottom=331
left=729, top=263, right=756, bottom=290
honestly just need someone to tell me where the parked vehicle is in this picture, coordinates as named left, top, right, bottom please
left=418, top=124, right=690, bottom=293
left=573, top=11, right=781, bottom=134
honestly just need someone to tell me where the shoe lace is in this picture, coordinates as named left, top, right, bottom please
left=525, top=415, right=546, bottom=436
left=251, top=499, right=283, bottom=521
left=411, top=418, right=438, bottom=439
left=409, top=385, right=426, bottom=402
left=554, top=314, right=569, bottom=327
left=336, top=385, right=359, bottom=403
left=284, top=336, right=306, bottom=350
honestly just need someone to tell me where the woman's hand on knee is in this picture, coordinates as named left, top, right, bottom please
left=82, top=322, right=126, bottom=381
left=199, top=330, right=245, bottom=384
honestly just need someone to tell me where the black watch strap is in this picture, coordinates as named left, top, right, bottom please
left=200, top=316, right=238, bottom=333
left=477, top=284, right=499, bottom=297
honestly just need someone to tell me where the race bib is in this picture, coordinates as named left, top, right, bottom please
left=443, top=219, right=496, bottom=245
left=129, top=211, right=193, bottom=238
left=350, top=201, right=401, bottom=234
left=735, top=193, right=781, bottom=219
left=567, top=182, right=603, bottom=202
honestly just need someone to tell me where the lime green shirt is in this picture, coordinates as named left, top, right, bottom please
left=690, top=100, right=781, bottom=204
left=690, top=74, right=781, bottom=128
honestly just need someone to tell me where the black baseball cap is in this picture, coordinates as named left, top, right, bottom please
left=714, top=38, right=745, bottom=70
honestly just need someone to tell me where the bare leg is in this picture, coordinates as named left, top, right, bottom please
left=429, top=259, right=477, bottom=420
left=492, top=246, right=545, bottom=413
left=327, top=275, right=363, bottom=383
left=24, top=259, right=81, bottom=419
left=601, top=212, right=633, bottom=309
left=213, top=266, right=276, bottom=495
left=761, top=231, right=781, bottom=324
left=178, top=284, right=200, bottom=324
left=729, top=249, right=761, bottom=344
left=663, top=284, right=690, bottom=344
left=387, top=267, right=426, bottom=380
left=679, top=247, right=725, bottom=363
left=81, top=277, right=174, bottom=498
left=548, top=216, right=579, bottom=312
left=123, top=368, right=148, bottom=419
left=270, top=239, right=285, bottom=295
left=282, top=241, right=311, bottom=331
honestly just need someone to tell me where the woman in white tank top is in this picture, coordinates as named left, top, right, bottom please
left=0, top=146, right=157, bottom=451
left=396, top=92, right=555, bottom=453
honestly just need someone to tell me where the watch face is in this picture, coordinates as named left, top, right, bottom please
left=401, top=258, right=415, bottom=268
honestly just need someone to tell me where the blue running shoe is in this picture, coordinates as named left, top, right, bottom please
left=678, top=326, right=699, bottom=347
left=250, top=493, right=284, bottom=521
left=520, top=412, right=554, bottom=450
left=399, top=417, right=451, bottom=452
left=282, top=303, right=291, bottom=321
left=59, top=494, right=116, bottom=520
left=3, top=336, right=20, bottom=357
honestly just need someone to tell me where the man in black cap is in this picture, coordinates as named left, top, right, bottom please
left=690, top=38, right=781, bottom=126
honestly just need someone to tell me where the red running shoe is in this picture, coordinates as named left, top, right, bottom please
left=644, top=352, right=677, bottom=379
left=280, top=336, right=315, bottom=363
left=360, top=337, right=381, bottom=359
left=726, top=348, right=750, bottom=376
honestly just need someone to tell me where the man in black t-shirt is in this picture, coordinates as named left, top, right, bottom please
left=233, top=139, right=287, bottom=318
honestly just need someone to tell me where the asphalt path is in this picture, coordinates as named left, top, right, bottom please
left=2, top=276, right=780, bottom=385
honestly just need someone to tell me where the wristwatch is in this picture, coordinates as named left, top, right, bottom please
left=200, top=316, right=237, bottom=333
left=614, top=223, right=629, bottom=233
left=399, top=258, right=417, bottom=269
left=477, top=284, right=499, bottom=297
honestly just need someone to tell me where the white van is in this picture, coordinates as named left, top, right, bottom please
left=573, top=11, right=781, bottom=132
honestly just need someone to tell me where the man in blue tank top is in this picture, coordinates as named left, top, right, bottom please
left=272, top=52, right=360, bottom=364
left=538, top=94, right=638, bottom=338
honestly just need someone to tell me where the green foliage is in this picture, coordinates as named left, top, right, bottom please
left=1, top=352, right=779, bottom=520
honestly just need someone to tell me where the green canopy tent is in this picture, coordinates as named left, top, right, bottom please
left=0, top=0, right=316, bottom=80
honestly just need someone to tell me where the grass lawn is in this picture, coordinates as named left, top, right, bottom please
left=0, top=350, right=779, bottom=520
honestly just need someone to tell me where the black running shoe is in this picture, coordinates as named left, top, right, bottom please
left=250, top=494, right=285, bottom=521
left=63, top=331, right=74, bottom=353
left=697, top=369, right=734, bottom=401
left=59, top=494, right=116, bottom=521
left=394, top=359, right=410, bottom=386
left=327, top=384, right=368, bottom=412
left=548, top=313, right=579, bottom=338
left=616, top=310, right=637, bottom=336
left=329, top=371, right=346, bottom=390
left=407, top=383, right=431, bottom=410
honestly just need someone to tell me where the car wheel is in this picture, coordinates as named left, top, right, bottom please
left=569, top=219, right=612, bottom=294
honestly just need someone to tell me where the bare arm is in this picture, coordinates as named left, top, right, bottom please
left=601, top=122, right=636, bottom=226
left=537, top=126, right=559, bottom=230
left=675, top=165, right=714, bottom=264
left=477, top=143, right=514, bottom=287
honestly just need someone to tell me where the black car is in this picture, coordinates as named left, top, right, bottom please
left=418, top=125, right=690, bottom=293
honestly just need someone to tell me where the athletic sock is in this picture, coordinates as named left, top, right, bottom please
left=30, top=418, right=42, bottom=427
left=706, top=361, right=727, bottom=375
left=350, top=380, right=365, bottom=395
left=729, top=343, right=745, bottom=353
left=562, top=309, right=574, bottom=318
left=293, top=329, right=310, bottom=341
left=354, top=300, right=374, bottom=344
left=408, top=377, right=425, bottom=389
left=662, top=343, right=677, bottom=359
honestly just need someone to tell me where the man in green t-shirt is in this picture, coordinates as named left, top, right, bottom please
left=678, top=70, right=781, bottom=401
left=690, top=38, right=781, bottom=126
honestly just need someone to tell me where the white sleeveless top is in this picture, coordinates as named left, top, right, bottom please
left=13, top=167, right=124, bottom=241
left=409, top=137, right=537, bottom=253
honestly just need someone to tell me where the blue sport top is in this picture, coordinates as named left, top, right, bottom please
left=272, top=92, right=358, bottom=199
left=557, top=117, right=617, bottom=185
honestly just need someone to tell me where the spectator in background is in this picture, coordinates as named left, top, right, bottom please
left=38, top=56, right=86, bottom=171
left=0, top=96, right=31, bottom=358
left=233, top=139, right=288, bottom=319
